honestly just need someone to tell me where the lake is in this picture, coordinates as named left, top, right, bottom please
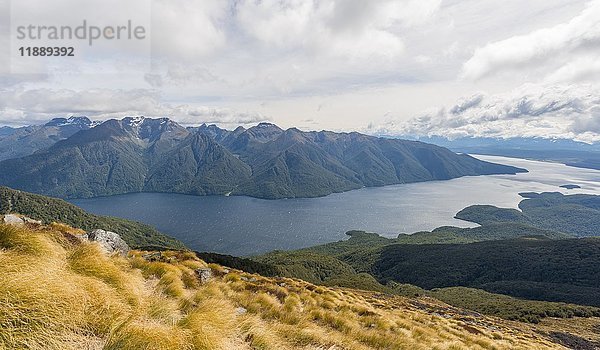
left=71, top=155, right=600, bottom=256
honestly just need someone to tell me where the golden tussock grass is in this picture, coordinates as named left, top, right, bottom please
left=0, top=223, right=566, bottom=350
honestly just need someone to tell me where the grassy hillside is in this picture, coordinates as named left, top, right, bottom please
left=0, top=223, right=565, bottom=350
left=428, top=287, right=600, bottom=324
left=387, top=282, right=600, bottom=324
left=0, top=186, right=185, bottom=250
left=254, top=194, right=600, bottom=322
left=254, top=212, right=600, bottom=323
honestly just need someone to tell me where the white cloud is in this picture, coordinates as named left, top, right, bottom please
left=462, top=1, right=600, bottom=81
left=372, top=84, right=600, bottom=143
left=172, top=105, right=268, bottom=127
left=119, top=0, right=447, bottom=102
left=1, top=0, right=597, bottom=139
left=0, top=88, right=269, bottom=127
left=545, top=55, right=600, bottom=83
left=144, top=64, right=222, bottom=88
left=150, top=0, right=228, bottom=60
left=234, top=0, right=441, bottom=60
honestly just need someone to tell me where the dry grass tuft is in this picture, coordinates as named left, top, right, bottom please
left=105, top=319, right=192, bottom=350
left=178, top=298, right=236, bottom=350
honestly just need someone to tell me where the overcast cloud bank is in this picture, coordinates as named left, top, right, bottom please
left=373, top=84, right=600, bottom=143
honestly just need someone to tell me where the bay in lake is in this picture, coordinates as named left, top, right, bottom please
left=71, top=155, right=600, bottom=256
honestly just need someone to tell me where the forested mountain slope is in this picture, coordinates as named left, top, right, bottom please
left=0, top=118, right=525, bottom=199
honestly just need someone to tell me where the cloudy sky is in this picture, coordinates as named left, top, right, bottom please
left=1, top=0, right=599, bottom=142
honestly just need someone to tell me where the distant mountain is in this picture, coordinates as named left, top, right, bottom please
left=0, top=126, right=16, bottom=137
left=0, top=116, right=99, bottom=161
left=0, top=117, right=191, bottom=198
left=198, top=123, right=526, bottom=199
left=0, top=118, right=525, bottom=199
left=413, top=136, right=600, bottom=152
left=189, top=123, right=232, bottom=143
left=411, top=135, right=600, bottom=170
left=145, top=133, right=252, bottom=195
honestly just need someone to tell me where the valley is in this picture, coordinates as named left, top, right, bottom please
left=3, top=154, right=600, bottom=349
left=2, top=119, right=600, bottom=349
left=71, top=155, right=600, bottom=255
left=3, top=1, right=600, bottom=348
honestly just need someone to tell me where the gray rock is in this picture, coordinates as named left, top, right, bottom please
left=196, top=267, right=212, bottom=283
left=22, top=216, right=42, bottom=225
left=3, top=214, right=24, bottom=226
left=235, top=307, right=247, bottom=315
left=142, top=252, right=162, bottom=261
left=87, top=229, right=130, bottom=255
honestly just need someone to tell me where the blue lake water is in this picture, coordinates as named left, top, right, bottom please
left=71, top=155, right=600, bottom=256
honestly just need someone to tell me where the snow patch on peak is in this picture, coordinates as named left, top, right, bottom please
left=257, top=122, right=278, bottom=128
left=89, top=120, right=102, bottom=128
left=45, top=116, right=95, bottom=128
left=125, top=116, right=146, bottom=128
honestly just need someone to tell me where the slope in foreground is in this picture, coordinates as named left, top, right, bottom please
left=0, top=222, right=561, bottom=350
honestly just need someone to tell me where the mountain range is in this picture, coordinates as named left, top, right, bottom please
left=0, top=116, right=98, bottom=161
left=0, top=117, right=525, bottom=199
left=410, top=135, right=600, bottom=171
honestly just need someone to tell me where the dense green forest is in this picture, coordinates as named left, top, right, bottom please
left=372, top=237, right=600, bottom=306
left=456, top=192, right=600, bottom=236
left=403, top=285, right=600, bottom=323
left=0, top=186, right=185, bottom=249
left=255, top=237, right=600, bottom=323
left=194, top=251, right=279, bottom=276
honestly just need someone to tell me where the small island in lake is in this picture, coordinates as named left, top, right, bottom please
left=560, top=184, right=581, bottom=189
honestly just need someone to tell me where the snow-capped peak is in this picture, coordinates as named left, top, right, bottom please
left=45, top=116, right=95, bottom=128
left=257, top=122, right=277, bottom=128
left=124, top=116, right=146, bottom=128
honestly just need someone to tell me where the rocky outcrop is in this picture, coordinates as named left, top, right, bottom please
left=22, top=217, right=42, bottom=225
left=3, top=214, right=24, bottom=226
left=195, top=267, right=212, bottom=284
left=87, top=229, right=130, bottom=256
